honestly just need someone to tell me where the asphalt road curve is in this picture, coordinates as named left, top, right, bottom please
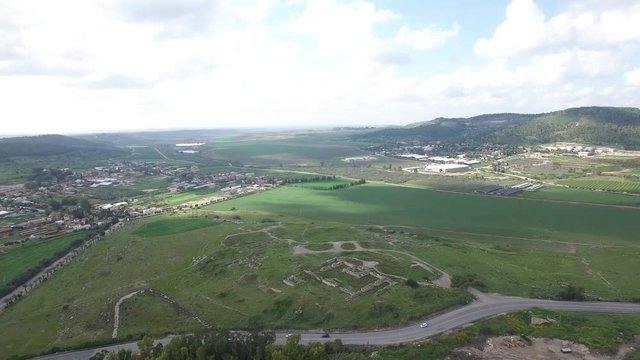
left=279, top=297, right=640, bottom=345
left=32, top=294, right=640, bottom=360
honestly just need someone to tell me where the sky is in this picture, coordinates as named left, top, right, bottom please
left=1, top=0, right=639, bottom=135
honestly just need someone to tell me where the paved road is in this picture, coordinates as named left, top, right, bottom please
left=283, top=294, right=640, bottom=346
left=32, top=292, right=640, bottom=359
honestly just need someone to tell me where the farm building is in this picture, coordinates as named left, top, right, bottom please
left=475, top=185, right=503, bottom=194
left=476, top=183, right=543, bottom=196
left=424, top=164, right=470, bottom=173
left=527, top=184, right=544, bottom=191
left=494, top=187, right=524, bottom=196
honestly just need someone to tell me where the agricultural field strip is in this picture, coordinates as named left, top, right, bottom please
left=395, top=224, right=633, bottom=249
left=227, top=183, right=639, bottom=248
left=292, top=219, right=632, bottom=250
left=434, top=187, right=640, bottom=210
left=561, top=179, right=640, bottom=193
left=273, top=167, right=640, bottom=209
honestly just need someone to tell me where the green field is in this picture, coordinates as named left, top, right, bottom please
left=124, top=146, right=164, bottom=161
left=522, top=186, right=640, bottom=206
left=202, top=136, right=364, bottom=165
left=129, top=176, right=170, bottom=191
left=0, top=162, right=30, bottom=185
left=206, top=184, right=639, bottom=245
left=132, top=218, right=218, bottom=237
left=0, top=232, right=88, bottom=293
left=559, top=177, right=640, bottom=193
left=155, top=188, right=220, bottom=205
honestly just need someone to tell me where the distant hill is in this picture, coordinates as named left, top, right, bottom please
left=0, top=134, right=125, bottom=159
left=358, top=107, right=640, bottom=149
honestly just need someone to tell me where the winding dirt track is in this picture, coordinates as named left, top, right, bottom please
left=112, top=291, right=141, bottom=338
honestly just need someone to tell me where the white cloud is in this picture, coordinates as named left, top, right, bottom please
left=475, top=0, right=546, bottom=58
left=476, top=0, right=640, bottom=58
left=625, top=68, right=640, bottom=86
left=0, top=0, right=639, bottom=135
left=394, top=24, right=459, bottom=50
left=292, top=0, right=397, bottom=56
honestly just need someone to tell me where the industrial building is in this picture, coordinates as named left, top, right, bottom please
left=424, top=164, right=470, bottom=173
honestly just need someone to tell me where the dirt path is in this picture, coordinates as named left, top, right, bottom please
left=153, top=147, right=192, bottom=163
left=153, top=147, right=171, bottom=161
left=112, top=289, right=212, bottom=339
left=112, top=291, right=142, bottom=338
left=222, top=223, right=299, bottom=247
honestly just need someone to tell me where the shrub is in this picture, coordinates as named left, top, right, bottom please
left=557, top=285, right=587, bottom=301
left=405, top=278, right=419, bottom=288
left=451, top=273, right=486, bottom=289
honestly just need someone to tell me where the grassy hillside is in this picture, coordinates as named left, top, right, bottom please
left=359, top=106, right=640, bottom=149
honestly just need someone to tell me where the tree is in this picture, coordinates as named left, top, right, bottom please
left=48, top=198, right=62, bottom=211
left=137, top=336, right=154, bottom=359
left=557, top=285, right=587, bottom=301
left=267, top=343, right=285, bottom=360
left=324, top=339, right=343, bottom=354
left=405, top=278, right=419, bottom=288
left=283, top=334, right=304, bottom=360
left=451, top=273, right=485, bottom=289
left=306, top=342, right=326, bottom=360
left=80, top=198, right=92, bottom=211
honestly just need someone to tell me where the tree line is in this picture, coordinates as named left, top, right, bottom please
left=89, top=331, right=370, bottom=360
left=282, top=176, right=337, bottom=184
left=326, top=179, right=366, bottom=190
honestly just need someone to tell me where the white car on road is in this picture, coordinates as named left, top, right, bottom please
left=420, top=322, right=429, bottom=328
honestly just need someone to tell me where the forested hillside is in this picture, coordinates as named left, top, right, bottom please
left=358, top=107, right=640, bottom=149
left=0, top=134, right=125, bottom=159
